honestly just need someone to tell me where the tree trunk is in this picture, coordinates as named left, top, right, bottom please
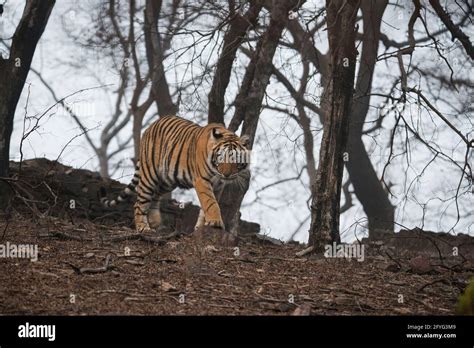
left=346, top=0, right=394, bottom=237
left=0, top=0, right=55, bottom=209
left=132, top=109, right=145, bottom=163
left=144, top=0, right=178, bottom=201
left=214, top=169, right=251, bottom=234
left=208, top=0, right=262, bottom=125
left=220, top=0, right=302, bottom=232
left=285, top=8, right=394, bottom=238
left=144, top=0, right=178, bottom=117
left=97, top=149, right=109, bottom=179
left=297, top=104, right=318, bottom=187
left=308, top=0, right=359, bottom=251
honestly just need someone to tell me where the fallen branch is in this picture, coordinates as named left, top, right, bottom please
left=105, top=230, right=180, bottom=244
left=66, top=254, right=114, bottom=275
left=39, top=230, right=91, bottom=241
left=417, top=278, right=449, bottom=293
left=384, top=250, right=404, bottom=270
left=296, top=246, right=315, bottom=257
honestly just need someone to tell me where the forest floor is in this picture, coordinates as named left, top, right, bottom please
left=0, top=159, right=473, bottom=315
left=0, top=216, right=473, bottom=315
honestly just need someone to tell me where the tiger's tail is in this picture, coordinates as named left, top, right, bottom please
left=100, top=162, right=140, bottom=207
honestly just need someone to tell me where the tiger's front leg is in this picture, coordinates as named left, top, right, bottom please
left=194, top=177, right=224, bottom=229
left=194, top=209, right=206, bottom=230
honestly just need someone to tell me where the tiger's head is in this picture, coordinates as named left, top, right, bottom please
left=207, top=125, right=251, bottom=180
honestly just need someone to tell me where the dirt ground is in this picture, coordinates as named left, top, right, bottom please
left=0, top=216, right=472, bottom=315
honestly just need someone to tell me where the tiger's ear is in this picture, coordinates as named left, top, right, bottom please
left=211, top=128, right=224, bottom=140
left=240, top=135, right=250, bottom=147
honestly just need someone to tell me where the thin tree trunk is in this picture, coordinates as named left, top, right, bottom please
left=143, top=0, right=177, bottom=201
left=208, top=0, right=262, bottom=125
left=132, top=107, right=146, bottom=163
left=0, top=0, right=55, bottom=208
left=285, top=10, right=394, bottom=238
left=144, top=0, right=178, bottom=117
left=308, top=0, right=359, bottom=251
left=97, top=149, right=109, bottom=178
left=219, top=0, right=302, bottom=232
left=297, top=104, right=318, bottom=188
left=346, top=0, right=394, bottom=237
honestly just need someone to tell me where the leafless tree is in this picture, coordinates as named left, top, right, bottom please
left=209, top=0, right=303, bottom=232
left=0, top=0, right=55, bottom=208
left=251, top=0, right=472, bottom=242
left=306, top=0, right=360, bottom=252
left=32, top=0, right=191, bottom=177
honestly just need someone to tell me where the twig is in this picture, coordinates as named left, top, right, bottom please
left=66, top=254, right=114, bottom=275
left=407, top=87, right=470, bottom=146
left=384, top=250, right=403, bottom=270
left=296, top=246, right=315, bottom=257
left=39, top=231, right=91, bottom=241
left=105, top=230, right=180, bottom=244
left=417, top=278, right=448, bottom=293
left=1, top=217, right=10, bottom=241
left=254, top=293, right=289, bottom=304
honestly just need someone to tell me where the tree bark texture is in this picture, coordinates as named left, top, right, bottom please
left=346, top=0, right=395, bottom=236
left=308, top=0, right=359, bottom=250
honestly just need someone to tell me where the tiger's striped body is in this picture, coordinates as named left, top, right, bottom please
left=101, top=116, right=250, bottom=233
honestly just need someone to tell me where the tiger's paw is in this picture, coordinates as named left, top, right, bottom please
left=136, top=226, right=156, bottom=234
left=204, top=219, right=225, bottom=229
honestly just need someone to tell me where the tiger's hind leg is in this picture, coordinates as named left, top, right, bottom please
left=134, top=180, right=156, bottom=234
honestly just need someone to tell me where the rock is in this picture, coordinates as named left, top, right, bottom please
left=409, top=256, right=433, bottom=274
left=254, top=234, right=284, bottom=245
left=393, top=307, right=413, bottom=315
left=204, top=245, right=219, bottom=253
left=161, top=281, right=177, bottom=292
left=292, top=303, right=312, bottom=316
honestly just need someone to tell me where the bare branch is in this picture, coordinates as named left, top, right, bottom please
left=429, top=0, right=474, bottom=59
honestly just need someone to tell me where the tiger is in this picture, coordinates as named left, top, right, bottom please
left=100, top=115, right=250, bottom=233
